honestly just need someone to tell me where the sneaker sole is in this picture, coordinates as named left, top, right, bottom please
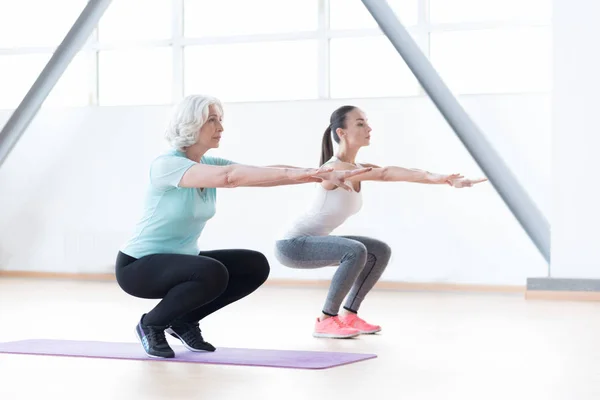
left=358, top=328, right=381, bottom=334
left=165, top=328, right=213, bottom=352
left=135, top=327, right=174, bottom=359
left=312, top=332, right=360, bottom=339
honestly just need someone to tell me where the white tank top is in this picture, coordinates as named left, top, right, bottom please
left=280, top=157, right=363, bottom=239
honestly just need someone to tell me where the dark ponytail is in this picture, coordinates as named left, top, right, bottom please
left=319, top=105, right=357, bottom=166
left=320, top=124, right=334, bottom=166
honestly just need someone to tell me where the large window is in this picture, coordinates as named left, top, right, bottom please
left=184, top=40, right=319, bottom=102
left=0, top=52, right=89, bottom=109
left=329, top=0, right=419, bottom=30
left=429, top=0, right=551, bottom=24
left=0, top=0, right=86, bottom=48
left=0, top=0, right=552, bottom=109
left=98, top=0, right=172, bottom=43
left=184, top=0, right=319, bottom=37
left=98, top=47, right=173, bottom=106
left=330, top=36, right=421, bottom=98
left=430, top=27, right=551, bottom=94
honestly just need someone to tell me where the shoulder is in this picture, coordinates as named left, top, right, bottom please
left=151, top=150, right=196, bottom=170
left=148, top=150, right=198, bottom=190
left=357, top=162, right=381, bottom=168
left=202, top=155, right=236, bottom=166
left=327, top=160, right=380, bottom=170
left=152, top=149, right=190, bottom=162
left=325, top=160, right=358, bottom=171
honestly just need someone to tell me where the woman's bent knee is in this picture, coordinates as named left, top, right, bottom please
left=379, top=241, right=392, bottom=261
left=201, top=260, right=230, bottom=294
left=348, top=241, right=368, bottom=262
left=365, top=238, right=392, bottom=263
left=246, top=250, right=270, bottom=284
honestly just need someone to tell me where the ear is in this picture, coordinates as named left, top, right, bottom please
left=335, top=127, right=345, bottom=138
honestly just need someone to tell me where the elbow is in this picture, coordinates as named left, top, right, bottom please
left=222, top=165, right=241, bottom=188
left=223, top=171, right=241, bottom=188
left=379, top=167, right=391, bottom=181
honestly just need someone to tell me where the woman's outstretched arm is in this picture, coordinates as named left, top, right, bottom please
left=322, top=161, right=486, bottom=187
left=179, top=164, right=318, bottom=188
left=179, top=163, right=371, bottom=190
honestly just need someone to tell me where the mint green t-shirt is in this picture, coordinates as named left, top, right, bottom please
left=120, top=150, right=235, bottom=259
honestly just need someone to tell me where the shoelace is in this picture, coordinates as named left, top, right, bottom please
left=148, top=328, right=168, bottom=346
left=339, top=314, right=364, bottom=328
left=180, top=323, right=204, bottom=345
left=332, top=316, right=350, bottom=329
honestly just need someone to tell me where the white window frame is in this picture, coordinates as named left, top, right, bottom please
left=0, top=0, right=551, bottom=108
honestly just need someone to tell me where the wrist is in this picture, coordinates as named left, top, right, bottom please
left=285, top=168, right=306, bottom=180
left=423, top=171, right=436, bottom=182
left=283, top=168, right=294, bottom=180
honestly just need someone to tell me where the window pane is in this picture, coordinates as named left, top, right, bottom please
left=0, top=53, right=89, bottom=109
left=330, top=0, right=418, bottom=30
left=184, top=0, right=318, bottom=37
left=430, top=28, right=552, bottom=94
left=98, top=0, right=172, bottom=43
left=429, top=0, right=551, bottom=24
left=0, top=54, right=47, bottom=109
left=184, top=41, right=319, bottom=102
left=99, top=47, right=172, bottom=106
left=46, top=54, right=91, bottom=107
left=0, top=0, right=87, bottom=47
left=330, top=36, right=421, bottom=98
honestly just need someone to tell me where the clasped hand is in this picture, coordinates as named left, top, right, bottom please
left=292, top=166, right=372, bottom=191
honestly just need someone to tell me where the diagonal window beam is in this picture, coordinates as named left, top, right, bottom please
left=0, top=0, right=113, bottom=169
left=360, top=0, right=551, bottom=264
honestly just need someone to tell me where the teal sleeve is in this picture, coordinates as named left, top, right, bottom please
left=150, top=155, right=197, bottom=190
left=204, top=156, right=236, bottom=166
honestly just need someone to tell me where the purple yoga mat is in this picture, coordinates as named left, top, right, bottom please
left=0, top=339, right=376, bottom=370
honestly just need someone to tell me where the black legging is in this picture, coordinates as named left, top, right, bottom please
left=115, top=249, right=270, bottom=327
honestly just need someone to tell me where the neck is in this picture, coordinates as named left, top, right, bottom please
left=183, top=144, right=208, bottom=162
left=335, top=145, right=359, bottom=165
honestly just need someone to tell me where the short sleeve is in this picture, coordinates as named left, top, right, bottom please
left=150, top=154, right=197, bottom=190
left=203, top=156, right=236, bottom=167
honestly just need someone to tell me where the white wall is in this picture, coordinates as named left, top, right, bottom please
left=0, top=94, right=550, bottom=285
left=551, top=0, right=600, bottom=278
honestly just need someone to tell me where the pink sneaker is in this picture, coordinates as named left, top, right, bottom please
left=313, top=316, right=360, bottom=339
left=339, top=313, right=381, bottom=334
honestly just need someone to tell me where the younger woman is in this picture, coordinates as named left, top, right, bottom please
left=275, top=105, right=487, bottom=339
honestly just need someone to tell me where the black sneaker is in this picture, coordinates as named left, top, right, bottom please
left=165, top=321, right=216, bottom=352
left=135, top=315, right=175, bottom=359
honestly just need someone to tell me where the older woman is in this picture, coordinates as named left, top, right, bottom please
left=115, top=95, right=369, bottom=358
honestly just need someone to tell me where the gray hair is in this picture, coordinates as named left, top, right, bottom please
left=165, top=94, right=224, bottom=150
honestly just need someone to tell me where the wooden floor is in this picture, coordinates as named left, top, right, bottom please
left=1, top=278, right=600, bottom=400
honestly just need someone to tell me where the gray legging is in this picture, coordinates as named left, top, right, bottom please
left=274, top=235, right=392, bottom=316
